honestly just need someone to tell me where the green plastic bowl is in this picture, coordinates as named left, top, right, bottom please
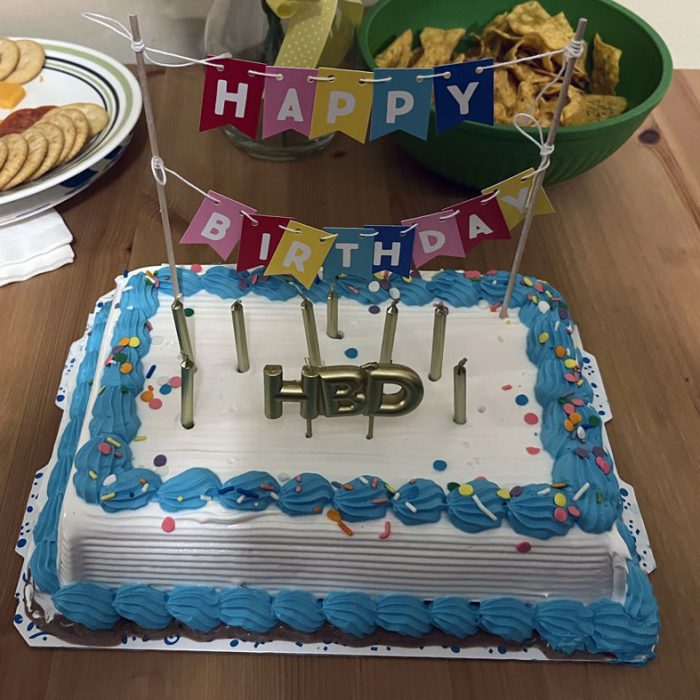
left=359, top=0, right=672, bottom=188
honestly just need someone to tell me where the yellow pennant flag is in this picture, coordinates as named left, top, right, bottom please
left=309, top=67, right=374, bottom=143
left=481, top=168, right=555, bottom=230
left=265, top=220, right=336, bottom=288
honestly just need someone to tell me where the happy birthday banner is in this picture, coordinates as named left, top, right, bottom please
left=199, top=56, right=495, bottom=143
left=179, top=169, right=554, bottom=287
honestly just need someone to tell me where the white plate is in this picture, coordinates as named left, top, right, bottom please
left=0, top=38, right=141, bottom=220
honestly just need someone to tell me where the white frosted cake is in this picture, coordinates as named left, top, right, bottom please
left=24, top=265, right=658, bottom=661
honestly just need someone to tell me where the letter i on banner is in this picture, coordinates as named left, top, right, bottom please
left=322, top=228, right=374, bottom=280
left=309, top=68, right=374, bottom=143
left=199, top=58, right=266, bottom=138
left=444, top=194, right=511, bottom=255
left=433, top=58, right=494, bottom=133
left=265, top=221, right=336, bottom=288
left=237, top=214, right=291, bottom=269
left=262, top=67, right=318, bottom=139
left=180, top=191, right=256, bottom=261
left=481, top=169, right=555, bottom=230
left=401, top=210, right=465, bottom=269
left=365, top=225, right=415, bottom=276
left=369, top=68, right=433, bottom=141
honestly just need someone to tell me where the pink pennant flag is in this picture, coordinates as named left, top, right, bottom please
left=444, top=194, right=511, bottom=255
left=401, top=210, right=465, bottom=269
left=180, top=191, right=256, bottom=261
left=199, top=58, right=266, bottom=138
left=237, top=214, right=291, bottom=270
left=262, top=67, right=318, bottom=139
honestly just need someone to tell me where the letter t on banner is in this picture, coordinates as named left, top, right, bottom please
left=200, top=58, right=266, bottom=138
left=322, top=228, right=374, bottom=280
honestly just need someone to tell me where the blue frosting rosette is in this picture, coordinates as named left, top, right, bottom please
left=506, top=483, right=576, bottom=539
left=392, top=478, right=445, bottom=525
left=427, top=269, right=480, bottom=307
left=333, top=475, right=389, bottom=522
left=278, top=472, right=334, bottom=515
left=446, top=480, right=507, bottom=533
left=219, top=470, right=280, bottom=511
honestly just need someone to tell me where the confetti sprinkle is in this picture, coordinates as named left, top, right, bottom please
left=432, top=459, right=447, bottom=472
left=523, top=412, right=538, bottom=425
left=88, top=470, right=97, bottom=480
left=516, top=541, right=531, bottom=553
left=191, top=264, right=203, bottom=272
left=553, top=492, right=567, bottom=507
left=160, top=384, right=173, bottom=395
left=100, top=492, right=116, bottom=502
left=169, top=376, right=182, bottom=388
left=368, top=280, right=380, bottom=293
left=129, top=336, right=141, bottom=348
left=501, top=384, right=512, bottom=391
left=344, top=347, right=359, bottom=359
left=405, top=501, right=417, bottom=513
left=161, top=517, right=175, bottom=533
left=538, top=332, right=549, bottom=344
left=568, top=505, right=581, bottom=518
left=146, top=364, right=156, bottom=379
left=526, top=446, right=540, bottom=455
left=379, top=521, right=392, bottom=539
left=153, top=454, right=167, bottom=467
left=140, top=389, right=154, bottom=403
left=106, top=437, right=121, bottom=448
left=120, top=362, right=133, bottom=374
left=553, top=507, right=567, bottom=523
left=184, top=308, right=195, bottom=317
left=97, top=442, right=112, bottom=455
left=368, top=305, right=380, bottom=315
left=554, top=346, right=566, bottom=358
left=149, top=398, right=163, bottom=410
left=510, top=485, right=523, bottom=497
left=326, top=508, right=353, bottom=536
left=458, top=484, right=474, bottom=497
left=515, top=394, right=529, bottom=406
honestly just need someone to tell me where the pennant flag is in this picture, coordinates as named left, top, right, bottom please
left=433, top=58, right=494, bottom=133
left=262, top=67, right=318, bottom=139
left=180, top=191, right=256, bottom=261
left=365, top=225, right=415, bottom=277
left=369, top=68, right=433, bottom=141
left=444, top=194, right=511, bottom=255
left=481, top=168, right=555, bottom=230
left=401, top=210, right=465, bottom=269
left=199, top=58, right=266, bottom=138
left=265, top=220, right=336, bottom=288
left=309, top=68, right=374, bottom=143
left=237, top=214, right=291, bottom=270
left=322, top=227, right=374, bottom=280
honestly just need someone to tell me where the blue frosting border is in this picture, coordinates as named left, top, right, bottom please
left=27, top=267, right=659, bottom=662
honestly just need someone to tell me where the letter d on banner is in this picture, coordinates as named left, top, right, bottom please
left=180, top=191, right=256, bottom=261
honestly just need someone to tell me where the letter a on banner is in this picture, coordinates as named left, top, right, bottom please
left=434, top=58, right=494, bottom=133
left=444, top=194, right=511, bottom=255
left=237, top=214, right=291, bottom=270
left=481, top=168, right=555, bottom=230
left=401, top=210, right=465, bottom=269
left=180, top=191, right=256, bottom=261
left=262, top=67, right=318, bottom=139
left=200, top=58, right=266, bottom=138
left=265, top=221, right=335, bottom=288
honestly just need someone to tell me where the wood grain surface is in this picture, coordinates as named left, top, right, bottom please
left=1, top=66, right=699, bottom=700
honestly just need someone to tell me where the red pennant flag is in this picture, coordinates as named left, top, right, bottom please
left=199, top=58, right=266, bottom=138
left=237, top=214, right=291, bottom=270
left=444, top=194, right=511, bottom=255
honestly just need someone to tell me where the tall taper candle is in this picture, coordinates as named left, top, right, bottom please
left=172, top=297, right=195, bottom=363
left=379, top=299, right=399, bottom=363
left=326, top=283, right=343, bottom=339
left=231, top=300, right=250, bottom=373
left=301, top=297, right=322, bottom=367
left=428, top=303, right=449, bottom=381
left=454, top=358, right=467, bottom=425
left=181, top=356, right=195, bottom=429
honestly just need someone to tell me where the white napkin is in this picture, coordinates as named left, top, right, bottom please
left=0, top=209, right=74, bottom=287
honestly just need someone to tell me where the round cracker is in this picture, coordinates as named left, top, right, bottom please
left=0, top=38, right=20, bottom=81
left=63, top=102, right=109, bottom=137
left=2, top=129, right=47, bottom=190
left=27, top=122, right=63, bottom=181
left=0, top=134, right=29, bottom=189
left=0, top=140, right=8, bottom=171
left=55, top=107, right=89, bottom=161
left=3, top=39, right=45, bottom=84
left=40, top=111, right=76, bottom=164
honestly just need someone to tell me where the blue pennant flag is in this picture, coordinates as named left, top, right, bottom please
left=434, top=58, right=494, bottom=133
left=322, top=227, right=374, bottom=280
left=365, top=225, right=415, bottom=276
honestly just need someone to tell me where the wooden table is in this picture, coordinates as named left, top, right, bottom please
left=1, top=66, right=699, bottom=699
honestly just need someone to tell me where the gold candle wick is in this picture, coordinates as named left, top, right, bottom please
left=379, top=299, right=399, bottom=363
left=231, top=300, right=250, bottom=373
left=326, top=283, right=343, bottom=339
left=301, top=296, right=322, bottom=367
left=171, top=296, right=195, bottom=363
left=454, top=357, right=467, bottom=425
left=181, top=355, right=195, bottom=429
left=428, top=303, right=449, bottom=382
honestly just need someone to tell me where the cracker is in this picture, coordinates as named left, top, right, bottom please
left=63, top=102, right=109, bottom=137
left=40, top=110, right=76, bottom=164
left=2, top=129, right=47, bottom=190
left=0, top=38, right=20, bottom=81
left=375, top=29, right=413, bottom=69
left=27, top=122, right=63, bottom=180
left=0, top=139, right=7, bottom=170
left=3, top=39, right=45, bottom=84
left=56, top=107, right=90, bottom=161
left=0, top=134, right=28, bottom=189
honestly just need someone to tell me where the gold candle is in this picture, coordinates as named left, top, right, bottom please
left=428, top=303, right=449, bottom=382
left=326, top=284, right=343, bottom=339
left=231, top=300, right=250, bottom=373
left=454, top=358, right=467, bottom=425
left=181, top=356, right=195, bottom=429
left=171, top=296, right=195, bottom=362
left=301, top=364, right=320, bottom=438
left=301, top=297, right=322, bottom=367
left=379, top=299, right=399, bottom=363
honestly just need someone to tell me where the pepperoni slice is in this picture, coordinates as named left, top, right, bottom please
left=0, top=105, right=56, bottom=137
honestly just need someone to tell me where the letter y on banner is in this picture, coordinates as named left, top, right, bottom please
left=180, top=191, right=256, bottom=261
left=434, top=58, right=494, bottom=133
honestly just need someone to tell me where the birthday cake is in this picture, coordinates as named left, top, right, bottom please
left=22, top=265, right=658, bottom=662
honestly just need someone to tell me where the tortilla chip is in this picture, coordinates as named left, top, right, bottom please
left=591, top=33, right=622, bottom=95
left=419, top=27, right=465, bottom=62
left=562, top=93, right=627, bottom=125
left=482, top=12, right=519, bottom=57
left=463, top=32, right=485, bottom=60
left=494, top=101, right=512, bottom=124
left=407, top=47, right=424, bottom=67
left=506, top=1, right=551, bottom=36
left=538, top=11, right=574, bottom=50
left=494, top=68, right=518, bottom=112
left=375, top=29, right=413, bottom=68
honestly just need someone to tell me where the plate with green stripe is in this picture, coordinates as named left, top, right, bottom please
left=0, top=38, right=141, bottom=216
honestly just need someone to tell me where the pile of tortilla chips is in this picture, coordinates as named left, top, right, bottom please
left=374, top=1, right=627, bottom=127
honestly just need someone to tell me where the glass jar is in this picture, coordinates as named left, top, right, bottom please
left=205, top=0, right=361, bottom=161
